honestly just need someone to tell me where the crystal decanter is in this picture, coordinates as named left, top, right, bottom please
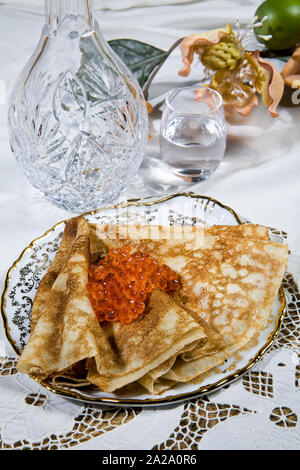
left=8, top=0, right=148, bottom=212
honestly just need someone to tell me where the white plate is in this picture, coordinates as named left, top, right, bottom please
left=1, top=193, right=287, bottom=407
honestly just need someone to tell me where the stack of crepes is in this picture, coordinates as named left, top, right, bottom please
left=17, top=217, right=288, bottom=395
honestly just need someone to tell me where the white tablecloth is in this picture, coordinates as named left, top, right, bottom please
left=0, top=0, right=299, bottom=451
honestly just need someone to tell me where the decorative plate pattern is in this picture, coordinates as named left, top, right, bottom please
left=1, top=193, right=287, bottom=407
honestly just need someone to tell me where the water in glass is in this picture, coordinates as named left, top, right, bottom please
left=160, top=86, right=226, bottom=182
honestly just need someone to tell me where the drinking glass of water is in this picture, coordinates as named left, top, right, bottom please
left=159, top=85, right=226, bottom=182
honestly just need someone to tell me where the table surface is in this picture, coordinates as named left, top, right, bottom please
left=0, top=0, right=299, bottom=450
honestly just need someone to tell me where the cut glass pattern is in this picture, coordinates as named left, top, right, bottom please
left=8, top=0, right=148, bottom=212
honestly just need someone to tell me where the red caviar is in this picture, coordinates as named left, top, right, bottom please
left=87, top=245, right=179, bottom=324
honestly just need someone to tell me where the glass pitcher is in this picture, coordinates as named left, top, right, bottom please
left=8, top=0, right=148, bottom=212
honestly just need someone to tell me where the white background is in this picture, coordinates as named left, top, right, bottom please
left=0, top=0, right=299, bottom=450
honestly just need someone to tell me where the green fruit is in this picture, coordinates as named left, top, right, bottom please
left=254, top=0, right=300, bottom=50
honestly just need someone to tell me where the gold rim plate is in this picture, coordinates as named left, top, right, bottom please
left=0, top=192, right=287, bottom=407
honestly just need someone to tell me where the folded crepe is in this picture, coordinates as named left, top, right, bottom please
left=91, top=224, right=288, bottom=392
left=87, top=289, right=207, bottom=392
left=17, top=217, right=207, bottom=392
left=17, top=217, right=111, bottom=379
left=161, top=236, right=288, bottom=384
left=30, top=217, right=80, bottom=332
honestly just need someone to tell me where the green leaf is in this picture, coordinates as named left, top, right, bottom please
left=108, top=39, right=169, bottom=90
